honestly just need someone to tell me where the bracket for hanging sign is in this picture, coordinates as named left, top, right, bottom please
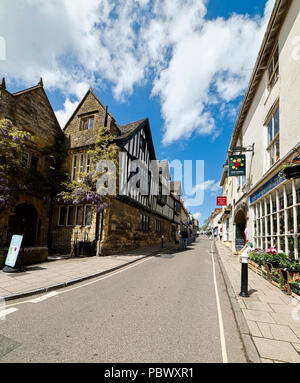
left=227, top=143, right=255, bottom=155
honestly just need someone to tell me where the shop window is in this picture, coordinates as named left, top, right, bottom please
left=267, top=237, right=271, bottom=249
left=286, top=182, right=293, bottom=207
left=58, top=206, right=66, bottom=226
left=273, top=238, right=278, bottom=251
left=267, top=107, right=280, bottom=167
left=287, top=208, right=294, bottom=234
left=267, top=216, right=271, bottom=236
left=66, top=206, right=74, bottom=227
left=279, top=211, right=285, bottom=235
left=278, top=189, right=284, bottom=211
left=261, top=202, right=265, bottom=217
left=84, top=205, right=92, bottom=226
left=261, top=219, right=265, bottom=236
left=272, top=193, right=277, bottom=213
left=288, top=236, right=295, bottom=258
left=266, top=199, right=271, bottom=215
left=279, top=236, right=285, bottom=252
left=75, top=206, right=83, bottom=226
left=297, top=205, right=300, bottom=234
left=296, top=178, right=300, bottom=205
left=272, top=214, right=278, bottom=235
left=268, top=45, right=279, bottom=89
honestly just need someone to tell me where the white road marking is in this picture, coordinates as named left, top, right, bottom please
left=210, top=242, right=228, bottom=363
left=0, top=307, right=19, bottom=318
left=29, top=291, right=60, bottom=303
left=5, top=255, right=155, bottom=308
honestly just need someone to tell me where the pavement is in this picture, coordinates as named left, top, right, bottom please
left=0, top=242, right=178, bottom=301
left=0, top=238, right=246, bottom=363
left=215, top=240, right=300, bottom=363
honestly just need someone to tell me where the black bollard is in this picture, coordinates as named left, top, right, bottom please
left=239, top=251, right=249, bottom=297
left=161, top=235, right=164, bottom=248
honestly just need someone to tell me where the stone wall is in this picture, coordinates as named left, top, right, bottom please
left=100, top=198, right=178, bottom=255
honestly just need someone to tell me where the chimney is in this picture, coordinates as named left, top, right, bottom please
left=38, top=77, right=43, bottom=87
left=0, top=77, right=6, bottom=90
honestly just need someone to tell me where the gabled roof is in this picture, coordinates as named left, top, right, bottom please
left=63, top=88, right=120, bottom=133
left=117, top=117, right=157, bottom=160
left=8, top=81, right=61, bottom=130
left=117, top=118, right=148, bottom=140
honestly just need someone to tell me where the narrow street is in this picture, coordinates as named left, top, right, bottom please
left=0, top=239, right=246, bottom=363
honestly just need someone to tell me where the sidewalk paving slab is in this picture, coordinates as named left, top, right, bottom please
left=215, top=240, right=300, bottom=363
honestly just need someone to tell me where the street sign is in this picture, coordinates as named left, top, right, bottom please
left=229, top=155, right=246, bottom=176
left=5, top=235, right=23, bottom=268
left=217, top=196, right=227, bottom=206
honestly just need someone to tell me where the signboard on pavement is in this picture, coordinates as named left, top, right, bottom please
left=5, top=235, right=23, bottom=268
left=217, top=196, right=227, bottom=206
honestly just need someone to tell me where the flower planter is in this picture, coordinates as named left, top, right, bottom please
left=283, top=164, right=300, bottom=179
left=289, top=283, right=300, bottom=296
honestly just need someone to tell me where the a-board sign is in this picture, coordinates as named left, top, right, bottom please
left=5, top=235, right=23, bottom=268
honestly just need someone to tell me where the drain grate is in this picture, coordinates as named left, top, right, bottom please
left=0, top=335, right=21, bottom=358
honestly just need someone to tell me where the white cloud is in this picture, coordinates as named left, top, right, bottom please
left=193, top=212, right=201, bottom=220
left=55, top=98, right=80, bottom=128
left=0, top=0, right=275, bottom=139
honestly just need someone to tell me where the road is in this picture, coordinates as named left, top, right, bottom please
left=0, top=238, right=247, bottom=363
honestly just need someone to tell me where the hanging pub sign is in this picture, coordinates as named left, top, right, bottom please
left=217, top=196, right=227, bottom=206
left=5, top=235, right=23, bottom=268
left=229, top=155, right=246, bottom=176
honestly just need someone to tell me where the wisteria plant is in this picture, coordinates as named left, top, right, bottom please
left=0, top=119, right=32, bottom=212
left=57, top=125, right=119, bottom=213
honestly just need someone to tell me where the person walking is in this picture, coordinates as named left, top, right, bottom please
left=180, top=227, right=188, bottom=250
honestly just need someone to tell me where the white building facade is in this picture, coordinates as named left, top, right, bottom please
left=221, top=0, right=300, bottom=258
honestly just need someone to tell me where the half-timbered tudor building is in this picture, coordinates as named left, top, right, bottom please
left=51, top=89, right=181, bottom=256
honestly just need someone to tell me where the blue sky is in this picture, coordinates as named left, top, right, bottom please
left=0, top=0, right=275, bottom=225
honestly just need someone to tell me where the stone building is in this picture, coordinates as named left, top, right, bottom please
left=51, top=89, right=182, bottom=256
left=0, top=79, right=64, bottom=266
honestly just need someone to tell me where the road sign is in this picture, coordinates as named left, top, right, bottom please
left=217, top=196, right=227, bottom=206
left=5, top=235, right=23, bottom=268
left=229, top=155, right=246, bottom=176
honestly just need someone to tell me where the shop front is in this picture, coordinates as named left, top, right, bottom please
left=250, top=173, right=300, bottom=259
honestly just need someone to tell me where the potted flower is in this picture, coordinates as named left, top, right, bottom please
left=289, top=277, right=300, bottom=296
left=281, top=157, right=300, bottom=180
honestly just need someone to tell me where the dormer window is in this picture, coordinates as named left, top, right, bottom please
left=81, top=116, right=94, bottom=131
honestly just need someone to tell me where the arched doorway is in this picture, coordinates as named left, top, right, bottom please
left=234, top=209, right=247, bottom=251
left=8, top=204, right=38, bottom=246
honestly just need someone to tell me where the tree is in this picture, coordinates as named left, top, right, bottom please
left=0, top=119, right=32, bottom=212
left=57, top=125, right=119, bottom=212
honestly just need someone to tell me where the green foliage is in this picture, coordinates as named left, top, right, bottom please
left=0, top=119, right=33, bottom=211
left=57, top=125, right=119, bottom=212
